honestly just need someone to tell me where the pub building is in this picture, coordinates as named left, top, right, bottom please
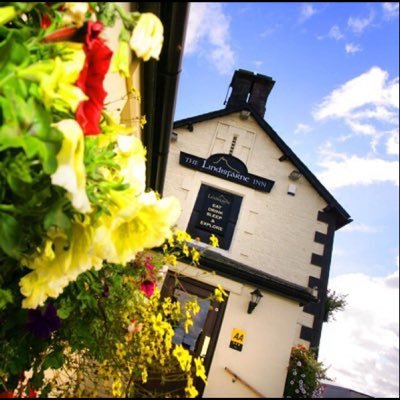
left=160, top=69, right=352, bottom=397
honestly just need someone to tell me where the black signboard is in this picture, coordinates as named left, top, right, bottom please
left=180, top=152, right=275, bottom=193
left=187, top=185, right=242, bottom=250
left=196, top=189, right=233, bottom=235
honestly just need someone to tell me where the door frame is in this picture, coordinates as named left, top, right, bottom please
left=161, top=271, right=229, bottom=396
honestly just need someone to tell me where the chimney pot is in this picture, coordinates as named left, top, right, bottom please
left=225, top=69, right=275, bottom=118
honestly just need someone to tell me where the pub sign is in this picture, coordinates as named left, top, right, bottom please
left=180, top=152, right=275, bottom=193
left=187, top=185, right=242, bottom=250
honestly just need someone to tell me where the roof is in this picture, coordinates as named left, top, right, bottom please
left=174, top=104, right=352, bottom=230
left=198, top=248, right=317, bottom=305
left=322, top=383, right=373, bottom=398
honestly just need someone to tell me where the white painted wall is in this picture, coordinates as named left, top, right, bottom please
left=165, top=113, right=328, bottom=287
left=163, top=111, right=331, bottom=397
left=170, top=262, right=301, bottom=398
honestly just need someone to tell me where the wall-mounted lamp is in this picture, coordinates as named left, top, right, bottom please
left=288, top=170, right=302, bottom=181
left=247, top=289, right=263, bottom=314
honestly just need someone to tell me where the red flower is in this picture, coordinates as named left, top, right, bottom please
left=42, top=26, right=78, bottom=42
left=40, top=13, right=52, bottom=29
left=145, top=262, right=154, bottom=272
left=0, top=391, right=14, bottom=398
left=75, top=21, right=113, bottom=135
left=140, top=280, right=156, bottom=297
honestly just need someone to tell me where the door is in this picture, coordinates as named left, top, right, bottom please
left=161, top=271, right=228, bottom=397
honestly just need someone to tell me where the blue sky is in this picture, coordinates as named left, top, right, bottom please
left=173, top=2, right=399, bottom=397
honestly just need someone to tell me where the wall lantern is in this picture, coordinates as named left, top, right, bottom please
left=288, top=170, right=302, bottom=181
left=247, top=289, right=263, bottom=314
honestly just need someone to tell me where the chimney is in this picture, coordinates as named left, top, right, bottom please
left=225, top=69, right=275, bottom=118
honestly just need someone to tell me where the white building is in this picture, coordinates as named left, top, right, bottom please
left=161, top=69, right=352, bottom=397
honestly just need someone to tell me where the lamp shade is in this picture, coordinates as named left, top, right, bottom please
left=248, top=289, right=263, bottom=314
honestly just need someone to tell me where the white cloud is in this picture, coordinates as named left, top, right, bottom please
left=317, top=154, right=399, bottom=189
left=313, top=67, right=399, bottom=121
left=348, top=11, right=374, bottom=34
left=345, top=43, right=362, bottom=54
left=386, top=130, right=399, bottom=155
left=185, top=3, right=235, bottom=75
left=294, top=123, right=313, bottom=134
left=313, top=67, right=399, bottom=149
left=382, top=2, right=399, bottom=19
left=341, top=223, right=379, bottom=233
left=319, top=265, right=399, bottom=398
left=329, top=25, right=344, bottom=40
left=299, top=3, right=317, bottom=23
left=253, top=60, right=264, bottom=68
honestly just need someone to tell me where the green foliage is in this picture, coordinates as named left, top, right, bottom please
left=0, top=2, right=210, bottom=398
left=324, top=289, right=348, bottom=322
left=284, top=345, right=329, bottom=398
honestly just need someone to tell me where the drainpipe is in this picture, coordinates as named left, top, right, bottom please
left=135, top=2, right=189, bottom=194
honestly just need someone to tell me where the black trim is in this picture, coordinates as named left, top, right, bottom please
left=139, top=2, right=189, bottom=194
left=314, top=231, right=327, bottom=244
left=311, top=253, right=324, bottom=267
left=194, top=249, right=317, bottom=305
left=308, top=276, right=320, bottom=288
left=300, top=211, right=336, bottom=353
left=174, top=106, right=352, bottom=230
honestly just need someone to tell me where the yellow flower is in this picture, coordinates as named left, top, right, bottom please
left=185, top=376, right=199, bottom=398
left=176, top=229, right=192, bottom=243
left=173, top=345, right=192, bottom=372
left=17, top=43, right=85, bottom=111
left=17, top=53, right=87, bottom=113
left=214, top=284, right=228, bottom=303
left=184, top=311, right=194, bottom=334
left=186, top=300, right=200, bottom=316
left=191, top=247, right=200, bottom=264
left=167, top=235, right=175, bottom=247
left=129, top=13, right=164, bottom=61
left=51, top=119, right=91, bottom=214
left=100, top=111, right=134, bottom=141
left=151, top=313, right=168, bottom=336
left=0, top=6, right=16, bottom=25
left=116, top=342, right=127, bottom=359
left=62, top=2, right=89, bottom=27
left=20, top=219, right=102, bottom=308
left=162, top=297, right=172, bottom=316
left=209, top=234, right=219, bottom=248
left=111, top=40, right=130, bottom=78
left=182, top=243, right=189, bottom=257
left=112, top=378, right=123, bottom=397
left=194, top=357, right=207, bottom=384
left=140, top=115, right=147, bottom=128
left=141, top=368, right=148, bottom=384
left=115, top=135, right=147, bottom=192
left=97, top=191, right=181, bottom=265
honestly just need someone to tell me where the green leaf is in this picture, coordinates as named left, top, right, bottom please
left=0, top=123, right=23, bottom=151
left=42, top=349, right=64, bottom=370
left=0, top=288, right=13, bottom=310
left=0, top=31, right=29, bottom=71
left=43, top=200, right=72, bottom=240
left=57, top=301, right=74, bottom=319
left=0, top=211, right=22, bottom=258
